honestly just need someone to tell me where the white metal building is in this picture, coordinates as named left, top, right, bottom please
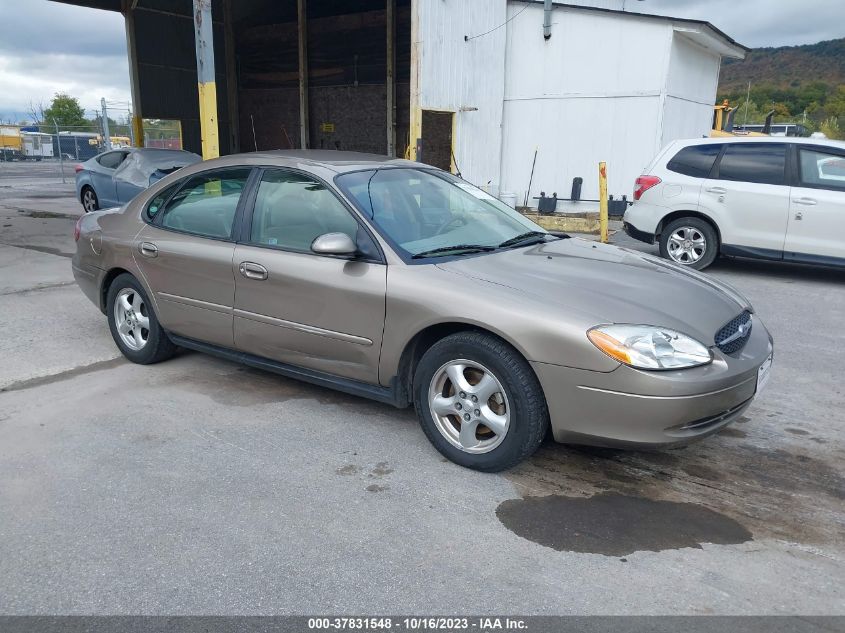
left=58, top=0, right=746, bottom=209
left=413, top=0, right=747, bottom=207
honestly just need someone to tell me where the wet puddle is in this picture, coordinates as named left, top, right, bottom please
left=503, top=429, right=844, bottom=547
left=496, top=493, right=752, bottom=556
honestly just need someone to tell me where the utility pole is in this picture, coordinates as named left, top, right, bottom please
left=101, top=97, right=112, bottom=151
left=53, top=118, right=65, bottom=183
left=744, top=81, right=751, bottom=126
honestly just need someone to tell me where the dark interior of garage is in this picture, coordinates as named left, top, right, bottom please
left=55, top=0, right=411, bottom=158
left=234, top=0, right=411, bottom=156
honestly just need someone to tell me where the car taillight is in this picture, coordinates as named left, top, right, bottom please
left=633, top=175, right=661, bottom=201
left=74, top=164, right=83, bottom=173
left=74, top=216, right=83, bottom=242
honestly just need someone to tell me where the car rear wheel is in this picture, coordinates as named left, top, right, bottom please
left=82, top=187, right=99, bottom=213
left=106, top=273, right=176, bottom=364
left=659, top=217, right=718, bottom=270
left=413, top=331, right=549, bottom=472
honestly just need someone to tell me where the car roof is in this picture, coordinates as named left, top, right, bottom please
left=674, top=136, right=845, bottom=150
left=193, top=150, right=425, bottom=174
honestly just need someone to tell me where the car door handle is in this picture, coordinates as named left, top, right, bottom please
left=138, top=242, right=158, bottom=258
left=706, top=186, right=727, bottom=194
left=794, top=197, right=817, bottom=206
left=239, top=261, right=268, bottom=280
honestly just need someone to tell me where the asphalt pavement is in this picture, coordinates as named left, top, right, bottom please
left=0, top=163, right=842, bottom=614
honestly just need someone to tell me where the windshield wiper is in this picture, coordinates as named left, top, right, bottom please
left=412, top=244, right=496, bottom=259
left=498, top=231, right=551, bottom=249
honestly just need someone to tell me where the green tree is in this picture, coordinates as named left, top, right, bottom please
left=825, top=86, right=845, bottom=118
left=43, top=93, right=87, bottom=128
left=820, top=117, right=843, bottom=140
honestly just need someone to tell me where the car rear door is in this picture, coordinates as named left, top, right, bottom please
left=232, top=167, right=387, bottom=384
left=784, top=144, right=845, bottom=265
left=90, top=151, right=128, bottom=207
left=699, top=142, right=790, bottom=258
left=133, top=167, right=253, bottom=348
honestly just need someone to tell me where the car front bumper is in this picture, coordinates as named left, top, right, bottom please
left=532, top=317, right=773, bottom=448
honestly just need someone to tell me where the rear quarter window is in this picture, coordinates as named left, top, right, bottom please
left=666, top=144, right=722, bottom=178
left=145, top=182, right=180, bottom=222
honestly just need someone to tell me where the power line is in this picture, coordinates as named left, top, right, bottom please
left=465, top=1, right=532, bottom=42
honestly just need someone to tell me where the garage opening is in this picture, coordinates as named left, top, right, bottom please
left=232, top=0, right=411, bottom=157
left=420, top=110, right=454, bottom=172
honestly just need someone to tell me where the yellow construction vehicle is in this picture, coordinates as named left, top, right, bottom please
left=711, top=100, right=774, bottom=137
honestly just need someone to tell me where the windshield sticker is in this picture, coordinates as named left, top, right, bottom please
left=454, top=182, right=497, bottom=201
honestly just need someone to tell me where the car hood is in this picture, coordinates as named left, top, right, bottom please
left=436, top=238, right=751, bottom=344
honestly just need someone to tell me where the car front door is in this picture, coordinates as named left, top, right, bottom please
left=91, top=151, right=128, bottom=207
left=133, top=167, right=253, bottom=348
left=699, top=142, right=790, bottom=258
left=232, top=168, right=387, bottom=384
left=785, top=145, right=845, bottom=265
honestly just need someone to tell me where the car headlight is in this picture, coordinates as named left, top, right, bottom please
left=587, top=324, right=712, bottom=370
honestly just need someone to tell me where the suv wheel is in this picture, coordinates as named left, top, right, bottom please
left=413, top=331, right=549, bottom=472
left=106, top=273, right=176, bottom=364
left=659, top=217, right=718, bottom=270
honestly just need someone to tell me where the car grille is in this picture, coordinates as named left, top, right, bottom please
left=715, top=310, right=752, bottom=355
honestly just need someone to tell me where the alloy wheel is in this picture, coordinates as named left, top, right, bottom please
left=667, top=226, right=706, bottom=264
left=428, top=359, right=510, bottom=454
left=114, top=287, right=150, bottom=351
left=83, top=189, right=97, bottom=212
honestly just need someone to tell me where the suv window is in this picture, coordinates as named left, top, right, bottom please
left=250, top=170, right=359, bottom=252
left=799, top=148, right=845, bottom=192
left=666, top=144, right=722, bottom=178
left=716, top=143, right=787, bottom=185
left=159, top=168, right=251, bottom=239
left=97, top=151, right=128, bottom=170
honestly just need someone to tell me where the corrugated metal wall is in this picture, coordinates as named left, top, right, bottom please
left=662, top=33, right=722, bottom=147
left=499, top=4, right=671, bottom=204
left=416, top=0, right=508, bottom=189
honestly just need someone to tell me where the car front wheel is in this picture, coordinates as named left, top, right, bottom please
left=413, top=331, right=549, bottom=472
left=106, top=273, right=176, bottom=364
left=659, top=217, right=718, bottom=270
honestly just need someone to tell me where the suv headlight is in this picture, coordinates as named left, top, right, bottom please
left=587, top=324, right=712, bottom=370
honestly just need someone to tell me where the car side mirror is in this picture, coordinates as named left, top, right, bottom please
left=311, top=232, right=357, bottom=256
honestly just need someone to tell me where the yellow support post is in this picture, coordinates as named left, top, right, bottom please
left=131, top=115, right=144, bottom=148
left=598, top=161, right=609, bottom=244
left=408, top=0, right=421, bottom=160
left=193, top=0, right=219, bottom=160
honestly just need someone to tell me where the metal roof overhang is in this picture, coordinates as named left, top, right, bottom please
left=673, top=25, right=747, bottom=59
left=51, top=0, right=122, bottom=11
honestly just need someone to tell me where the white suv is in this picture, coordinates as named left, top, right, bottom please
left=623, top=136, right=845, bottom=270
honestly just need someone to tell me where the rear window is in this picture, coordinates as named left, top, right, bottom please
left=716, top=143, right=787, bottom=186
left=96, top=151, right=127, bottom=169
left=666, top=144, right=722, bottom=178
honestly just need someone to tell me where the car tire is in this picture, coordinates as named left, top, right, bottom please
left=81, top=186, right=99, bottom=213
left=413, top=331, right=549, bottom=472
left=106, top=273, right=176, bottom=365
left=659, top=216, right=718, bottom=270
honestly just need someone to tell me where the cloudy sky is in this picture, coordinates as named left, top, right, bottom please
left=0, top=0, right=843, bottom=123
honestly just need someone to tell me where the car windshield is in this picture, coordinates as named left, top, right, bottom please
left=335, top=168, right=548, bottom=259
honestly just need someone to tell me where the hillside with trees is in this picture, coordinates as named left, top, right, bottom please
left=717, top=38, right=845, bottom=138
